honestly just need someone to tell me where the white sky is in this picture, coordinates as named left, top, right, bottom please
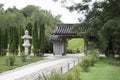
left=0, top=0, right=83, bottom=23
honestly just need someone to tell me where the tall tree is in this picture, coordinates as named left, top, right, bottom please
left=21, top=5, right=39, bottom=17
left=32, top=22, right=39, bottom=55
left=8, top=25, right=18, bottom=54
left=18, top=26, right=24, bottom=53
left=67, top=0, right=120, bottom=57
left=0, top=3, right=4, bottom=13
left=40, top=24, right=45, bottom=55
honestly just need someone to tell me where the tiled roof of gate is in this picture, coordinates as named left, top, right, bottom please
left=49, top=35, right=62, bottom=41
left=52, top=24, right=77, bottom=35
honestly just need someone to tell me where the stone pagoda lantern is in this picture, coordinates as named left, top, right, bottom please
left=21, top=30, right=32, bottom=58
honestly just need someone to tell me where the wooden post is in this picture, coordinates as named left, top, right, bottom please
left=68, top=63, right=70, bottom=71
left=73, top=60, right=75, bottom=67
left=78, top=59, right=79, bottom=63
left=61, top=67, right=63, bottom=74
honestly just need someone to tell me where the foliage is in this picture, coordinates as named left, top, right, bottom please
left=79, top=56, right=90, bottom=72
left=0, top=56, right=43, bottom=72
left=0, top=5, right=61, bottom=56
left=6, top=54, right=16, bottom=66
left=18, top=26, right=24, bottom=53
left=67, top=49, right=73, bottom=54
left=65, top=72, right=75, bottom=80
left=67, top=0, right=120, bottom=58
left=42, top=67, right=81, bottom=80
left=42, top=70, right=64, bottom=80
left=20, top=52, right=26, bottom=62
left=40, top=24, right=45, bottom=55
left=8, top=25, right=19, bottom=54
left=73, top=66, right=81, bottom=80
left=79, top=52, right=98, bottom=71
left=108, top=58, right=120, bottom=66
left=21, top=5, right=39, bottom=17
left=88, top=55, right=96, bottom=66
left=67, top=38, right=84, bottom=53
left=86, top=49, right=100, bottom=66
left=87, top=49, right=99, bottom=61
left=44, top=38, right=53, bottom=53
left=32, top=22, right=39, bottom=55
left=80, top=58, right=120, bottom=80
left=64, top=57, right=120, bottom=80
left=99, top=18, right=120, bottom=57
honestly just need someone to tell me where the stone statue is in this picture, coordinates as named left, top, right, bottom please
left=21, top=30, right=32, bottom=59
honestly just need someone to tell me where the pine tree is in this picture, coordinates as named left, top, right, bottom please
left=32, top=22, right=39, bottom=55
left=19, top=26, right=24, bottom=53
left=0, top=28, right=1, bottom=55
left=8, top=25, right=19, bottom=54
left=40, top=24, right=45, bottom=55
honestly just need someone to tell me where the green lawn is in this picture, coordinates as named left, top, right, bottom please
left=0, top=56, right=43, bottom=73
left=67, top=38, right=84, bottom=52
left=80, top=58, right=120, bottom=80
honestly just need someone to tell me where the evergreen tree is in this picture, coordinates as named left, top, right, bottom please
left=19, top=26, right=24, bottom=53
left=67, top=0, right=120, bottom=57
left=40, top=24, right=45, bottom=55
left=8, top=25, right=19, bottom=54
left=32, top=22, right=39, bottom=55
left=25, top=22, right=32, bottom=36
left=0, top=28, right=1, bottom=55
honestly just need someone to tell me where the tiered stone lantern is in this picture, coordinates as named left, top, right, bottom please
left=21, top=30, right=32, bottom=58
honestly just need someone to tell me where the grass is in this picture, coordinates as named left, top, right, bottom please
left=0, top=56, right=43, bottom=73
left=76, top=58, right=120, bottom=80
left=67, top=38, right=84, bottom=52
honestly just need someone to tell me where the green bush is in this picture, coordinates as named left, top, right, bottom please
left=73, top=66, right=80, bottom=80
left=67, top=49, right=73, bottom=54
left=108, top=58, right=120, bottom=66
left=87, top=49, right=99, bottom=62
left=42, top=70, right=64, bottom=80
left=116, top=61, right=120, bottom=66
left=80, top=56, right=90, bottom=72
left=88, top=56, right=96, bottom=66
left=20, top=52, right=26, bottom=62
left=6, top=54, right=16, bottom=66
left=66, top=72, right=75, bottom=80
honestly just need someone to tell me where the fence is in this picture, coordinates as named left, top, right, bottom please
left=17, top=58, right=81, bottom=80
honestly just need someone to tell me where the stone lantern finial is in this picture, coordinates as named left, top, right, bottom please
left=25, top=30, right=29, bottom=35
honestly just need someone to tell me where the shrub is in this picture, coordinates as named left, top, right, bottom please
left=73, top=66, right=80, bottom=80
left=6, top=54, right=16, bottom=66
left=108, top=58, right=120, bottom=66
left=116, top=61, right=120, bottom=66
left=66, top=72, right=75, bottom=80
left=87, top=49, right=99, bottom=62
left=79, top=56, right=90, bottom=72
left=20, top=52, right=26, bottom=62
left=88, top=56, right=96, bottom=66
left=42, top=70, right=64, bottom=80
left=67, top=49, right=73, bottom=54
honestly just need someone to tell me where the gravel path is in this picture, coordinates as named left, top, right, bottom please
left=0, top=53, right=84, bottom=80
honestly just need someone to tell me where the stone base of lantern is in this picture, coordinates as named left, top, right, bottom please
left=30, top=53, right=34, bottom=56
left=6, top=52, right=9, bottom=56
left=26, top=55, right=31, bottom=60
